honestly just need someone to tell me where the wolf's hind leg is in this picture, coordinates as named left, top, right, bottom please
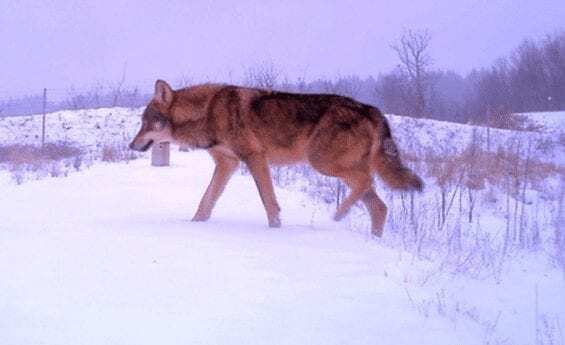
left=334, top=173, right=388, bottom=236
left=361, top=189, right=387, bottom=237
left=334, top=171, right=373, bottom=221
left=192, top=152, right=239, bottom=222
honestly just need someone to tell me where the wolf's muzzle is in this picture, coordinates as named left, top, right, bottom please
left=129, top=139, right=154, bottom=152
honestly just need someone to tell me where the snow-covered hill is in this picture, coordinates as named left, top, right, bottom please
left=1, top=108, right=563, bottom=163
left=0, top=107, right=141, bottom=158
left=387, top=112, right=564, bottom=165
left=520, top=110, right=565, bottom=132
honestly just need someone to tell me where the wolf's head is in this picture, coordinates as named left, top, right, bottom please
left=129, top=80, right=175, bottom=152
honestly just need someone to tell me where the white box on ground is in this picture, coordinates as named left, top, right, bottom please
left=151, top=142, right=170, bottom=166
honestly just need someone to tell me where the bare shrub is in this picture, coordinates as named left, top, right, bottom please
left=244, top=61, right=281, bottom=90
left=423, top=148, right=462, bottom=228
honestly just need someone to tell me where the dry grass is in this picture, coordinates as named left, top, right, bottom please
left=0, top=142, right=84, bottom=184
left=0, top=140, right=143, bottom=184
left=267, top=136, right=564, bottom=276
left=101, top=143, right=139, bottom=162
left=0, top=142, right=82, bottom=165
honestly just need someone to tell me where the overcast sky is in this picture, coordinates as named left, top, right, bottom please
left=1, top=0, right=564, bottom=97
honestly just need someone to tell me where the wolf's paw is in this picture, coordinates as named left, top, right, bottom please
left=333, top=211, right=346, bottom=222
left=191, top=213, right=210, bottom=222
left=371, top=226, right=384, bottom=238
left=268, top=216, right=281, bottom=228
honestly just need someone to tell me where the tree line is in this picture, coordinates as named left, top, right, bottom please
left=379, top=30, right=565, bottom=123
left=250, top=31, right=565, bottom=124
left=2, top=30, right=563, bottom=124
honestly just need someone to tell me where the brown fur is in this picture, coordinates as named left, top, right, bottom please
left=130, top=80, right=423, bottom=236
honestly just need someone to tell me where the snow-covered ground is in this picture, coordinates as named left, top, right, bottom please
left=1, top=108, right=564, bottom=344
left=520, top=111, right=565, bottom=132
left=1, top=150, right=564, bottom=345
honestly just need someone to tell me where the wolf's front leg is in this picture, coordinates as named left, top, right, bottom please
left=192, top=152, right=239, bottom=222
left=243, top=153, right=281, bottom=228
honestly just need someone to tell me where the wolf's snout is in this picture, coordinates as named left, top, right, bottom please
left=129, top=138, right=153, bottom=152
left=129, top=139, right=154, bottom=152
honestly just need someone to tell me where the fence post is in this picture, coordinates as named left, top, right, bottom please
left=151, top=142, right=170, bottom=166
left=41, top=88, right=47, bottom=148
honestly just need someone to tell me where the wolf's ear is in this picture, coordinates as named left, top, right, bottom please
left=153, top=80, right=174, bottom=109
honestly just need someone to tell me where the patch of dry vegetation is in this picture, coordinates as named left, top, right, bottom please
left=267, top=135, right=563, bottom=276
left=0, top=142, right=85, bottom=184
left=0, top=142, right=82, bottom=164
left=0, top=137, right=143, bottom=184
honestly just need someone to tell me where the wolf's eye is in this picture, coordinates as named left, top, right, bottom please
left=153, top=121, right=163, bottom=131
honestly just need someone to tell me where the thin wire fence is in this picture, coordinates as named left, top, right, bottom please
left=0, top=85, right=150, bottom=169
left=0, top=86, right=152, bottom=118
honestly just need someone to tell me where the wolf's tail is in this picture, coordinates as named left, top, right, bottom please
left=372, top=114, right=423, bottom=192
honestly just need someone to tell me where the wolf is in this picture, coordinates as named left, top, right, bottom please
left=129, top=80, right=423, bottom=236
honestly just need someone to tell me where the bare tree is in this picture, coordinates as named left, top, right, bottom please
left=542, top=32, right=565, bottom=110
left=391, top=29, right=432, bottom=116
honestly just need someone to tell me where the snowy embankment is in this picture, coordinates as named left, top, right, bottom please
left=1, top=108, right=563, bottom=163
left=387, top=112, right=564, bottom=165
left=0, top=107, right=142, bottom=157
left=1, top=108, right=564, bottom=344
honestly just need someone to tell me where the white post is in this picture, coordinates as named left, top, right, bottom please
left=151, top=142, right=170, bottom=166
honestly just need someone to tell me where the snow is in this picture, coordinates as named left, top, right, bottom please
left=519, top=111, right=565, bottom=132
left=0, top=107, right=141, bottom=156
left=0, top=152, right=470, bottom=344
left=1, top=150, right=564, bottom=345
left=1, top=107, right=564, bottom=344
left=386, top=113, right=564, bottom=165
